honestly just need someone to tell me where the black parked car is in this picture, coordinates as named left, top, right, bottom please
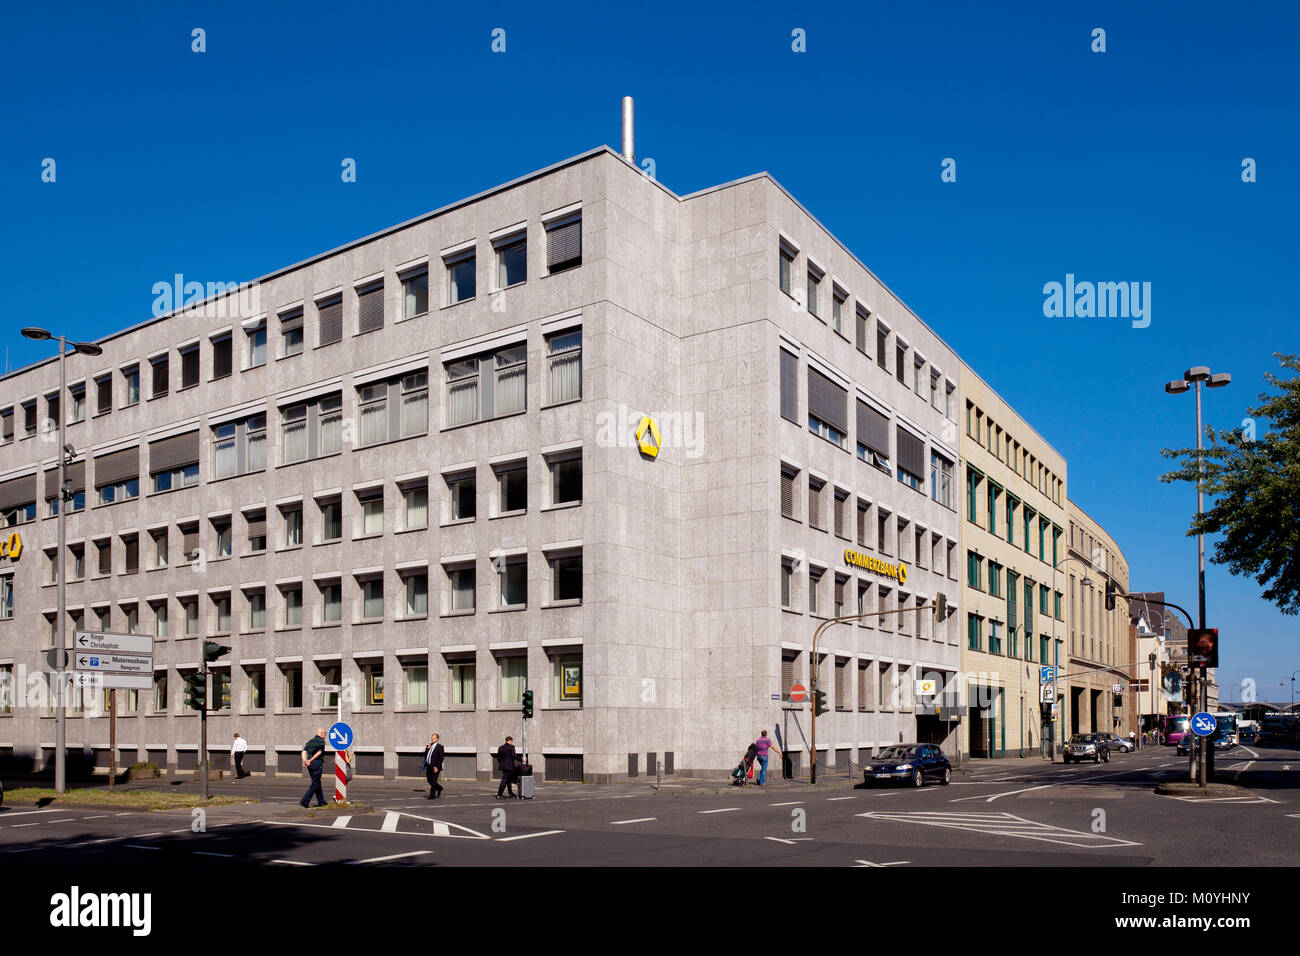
left=1063, top=733, right=1110, bottom=764
left=863, top=744, right=951, bottom=788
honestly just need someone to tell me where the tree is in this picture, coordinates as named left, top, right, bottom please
left=1160, top=354, right=1300, bottom=615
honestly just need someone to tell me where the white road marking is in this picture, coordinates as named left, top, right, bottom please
left=699, top=808, right=741, bottom=814
left=381, top=812, right=399, bottom=832
left=770, top=801, right=804, bottom=807
left=378, top=812, right=491, bottom=840
left=81, top=815, right=109, bottom=820
left=331, top=815, right=352, bottom=829
left=828, top=796, right=859, bottom=801
left=45, top=819, right=77, bottom=825
left=270, top=859, right=315, bottom=866
left=765, top=837, right=814, bottom=844
left=347, top=850, right=432, bottom=864
left=1173, top=795, right=1279, bottom=805
left=950, top=764, right=1165, bottom=803
left=9, top=823, right=40, bottom=828
left=193, top=851, right=233, bottom=858
left=853, top=859, right=910, bottom=867
left=495, top=830, right=564, bottom=842
left=611, top=818, right=657, bottom=825
left=859, top=810, right=1142, bottom=848
left=126, top=844, right=160, bottom=850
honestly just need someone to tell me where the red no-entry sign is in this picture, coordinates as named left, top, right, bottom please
left=789, top=683, right=807, bottom=703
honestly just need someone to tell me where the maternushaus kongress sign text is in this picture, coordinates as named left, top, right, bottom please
left=843, top=547, right=907, bottom=586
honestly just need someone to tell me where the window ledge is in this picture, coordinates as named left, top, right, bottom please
left=545, top=703, right=581, bottom=711
left=540, top=397, right=582, bottom=411
left=353, top=532, right=383, bottom=542
left=314, top=539, right=342, bottom=548
left=274, top=625, right=303, bottom=634
left=544, top=600, right=582, bottom=609
left=244, top=549, right=268, bottom=558
left=398, top=310, right=430, bottom=323
left=441, top=609, right=476, bottom=618
left=275, top=545, right=305, bottom=555
left=396, top=525, right=429, bottom=535
left=208, top=555, right=232, bottom=565
left=441, top=707, right=476, bottom=713
left=398, top=615, right=429, bottom=623
left=541, top=500, right=581, bottom=513
left=313, top=621, right=343, bottom=629
left=489, top=605, right=526, bottom=614
left=238, top=629, right=266, bottom=637
left=441, top=517, right=475, bottom=529
left=441, top=297, right=476, bottom=311
left=491, top=509, right=526, bottom=521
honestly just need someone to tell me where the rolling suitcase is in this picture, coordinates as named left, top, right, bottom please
left=517, top=762, right=534, bottom=799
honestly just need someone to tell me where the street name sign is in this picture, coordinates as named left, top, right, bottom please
left=73, top=631, right=154, bottom=690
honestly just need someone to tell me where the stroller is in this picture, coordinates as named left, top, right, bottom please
left=730, top=743, right=759, bottom=786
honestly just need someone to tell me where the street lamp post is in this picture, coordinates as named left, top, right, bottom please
left=21, top=328, right=103, bottom=796
left=1165, top=367, right=1230, bottom=787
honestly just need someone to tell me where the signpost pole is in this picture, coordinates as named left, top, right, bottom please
left=109, top=689, right=116, bottom=793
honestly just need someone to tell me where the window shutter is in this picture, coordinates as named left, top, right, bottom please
left=781, top=654, right=795, bottom=696
left=857, top=400, right=890, bottom=457
left=780, top=470, right=794, bottom=517
left=834, top=577, right=845, bottom=607
left=152, top=357, right=169, bottom=398
left=181, top=349, right=199, bottom=387
left=857, top=503, right=868, bottom=545
left=182, top=529, right=199, bottom=556
left=24, top=403, right=36, bottom=433
left=97, top=542, right=111, bottom=574
left=212, top=337, right=233, bottom=379
left=779, top=349, right=798, bottom=423
left=65, top=461, right=85, bottom=493
left=246, top=514, right=267, bottom=538
left=858, top=664, right=868, bottom=711
left=357, top=284, right=384, bottom=333
left=0, top=473, right=36, bottom=511
left=834, top=494, right=846, bottom=534
left=546, top=217, right=582, bottom=271
left=809, top=481, right=823, bottom=528
left=149, top=431, right=199, bottom=473
left=856, top=309, right=867, bottom=353
left=94, top=447, right=139, bottom=487
left=318, top=298, right=343, bottom=346
left=96, top=379, right=112, bottom=414
left=836, top=659, right=847, bottom=705
left=280, top=309, right=303, bottom=332
left=896, top=425, right=925, bottom=478
left=124, top=537, right=139, bottom=572
left=807, top=369, right=848, bottom=435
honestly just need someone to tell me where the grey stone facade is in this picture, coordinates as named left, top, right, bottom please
left=0, top=146, right=963, bottom=783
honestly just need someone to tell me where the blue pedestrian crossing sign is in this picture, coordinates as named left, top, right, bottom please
left=328, top=721, right=355, bottom=751
left=1191, top=712, right=1216, bottom=737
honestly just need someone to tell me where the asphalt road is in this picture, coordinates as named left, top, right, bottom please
left=3, top=745, right=1296, bottom=868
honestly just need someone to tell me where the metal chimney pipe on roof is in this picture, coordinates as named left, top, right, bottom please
left=621, top=96, right=635, bottom=163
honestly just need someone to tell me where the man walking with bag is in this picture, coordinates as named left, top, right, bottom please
left=422, top=732, right=445, bottom=800
left=300, top=726, right=328, bottom=808
left=496, top=735, right=518, bottom=799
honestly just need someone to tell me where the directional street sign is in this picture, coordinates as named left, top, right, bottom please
left=1191, top=712, right=1217, bottom=737
left=74, top=672, right=151, bottom=689
left=1040, top=666, right=1057, bottom=683
left=75, top=652, right=153, bottom=675
left=75, top=631, right=153, bottom=655
left=73, top=631, right=154, bottom=690
left=328, top=721, right=355, bottom=751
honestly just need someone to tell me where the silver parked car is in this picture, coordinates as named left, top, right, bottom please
left=1100, top=733, right=1134, bottom=753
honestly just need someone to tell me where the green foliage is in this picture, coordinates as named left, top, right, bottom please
left=1160, top=354, right=1300, bottom=615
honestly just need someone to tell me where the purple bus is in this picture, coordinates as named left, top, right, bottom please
left=1161, top=715, right=1191, bottom=745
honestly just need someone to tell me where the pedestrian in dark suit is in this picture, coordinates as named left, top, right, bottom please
left=422, top=733, right=445, bottom=799
left=496, top=735, right=518, bottom=799
left=299, top=727, right=328, bottom=808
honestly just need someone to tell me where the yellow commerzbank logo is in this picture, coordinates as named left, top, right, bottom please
left=844, top=547, right=906, bottom=585
left=0, top=531, right=22, bottom=562
left=635, top=416, right=661, bottom=459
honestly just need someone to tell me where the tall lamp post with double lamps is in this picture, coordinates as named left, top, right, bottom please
left=21, top=327, right=103, bottom=795
left=1165, top=366, right=1230, bottom=785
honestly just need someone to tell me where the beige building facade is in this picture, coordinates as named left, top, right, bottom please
left=957, top=363, right=1068, bottom=757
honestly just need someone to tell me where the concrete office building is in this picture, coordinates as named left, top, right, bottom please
left=0, top=131, right=967, bottom=784
left=957, top=363, right=1069, bottom=757
left=1064, top=502, right=1131, bottom=738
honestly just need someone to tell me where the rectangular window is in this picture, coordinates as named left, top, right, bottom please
left=807, top=368, right=849, bottom=450
left=69, top=384, right=86, bottom=423
left=404, top=662, right=428, bottom=708
left=499, top=557, right=527, bottom=608
left=832, top=289, right=846, bottom=335
left=451, top=661, right=476, bottom=707
left=283, top=507, right=303, bottom=548
left=361, top=492, right=384, bottom=535
left=546, top=330, right=581, bottom=404
left=402, top=270, right=429, bottom=319
left=876, top=324, right=889, bottom=372
left=180, top=345, right=199, bottom=388
left=403, top=484, right=428, bottom=530
left=0, top=574, right=13, bottom=621
left=357, top=282, right=384, bottom=334
left=806, top=268, right=821, bottom=317
left=317, top=295, right=343, bottom=347
left=248, top=590, right=266, bottom=629
left=546, top=215, right=582, bottom=274
left=549, top=455, right=581, bottom=506
left=895, top=343, right=907, bottom=385
left=450, top=565, right=476, bottom=612
left=779, top=243, right=794, bottom=294
left=447, top=472, right=475, bottom=521
left=280, top=309, right=304, bottom=357
left=150, top=355, right=168, bottom=398
left=781, top=560, right=793, bottom=609
left=550, top=553, right=582, bottom=603
left=931, top=453, right=953, bottom=508
left=779, top=349, right=798, bottom=423
left=404, top=572, right=428, bottom=617
left=495, top=345, right=526, bottom=416
left=321, top=582, right=341, bottom=623
left=246, top=511, right=267, bottom=552
left=498, top=464, right=526, bottom=514
left=553, top=655, right=582, bottom=703
left=500, top=656, right=526, bottom=704
left=358, top=383, right=387, bottom=447
left=448, top=253, right=476, bottom=304
left=444, top=358, right=480, bottom=427
left=496, top=235, right=527, bottom=288
left=321, top=500, right=342, bottom=541
left=153, top=672, right=168, bottom=712
left=211, top=335, right=232, bottom=379
left=283, top=587, right=303, bottom=627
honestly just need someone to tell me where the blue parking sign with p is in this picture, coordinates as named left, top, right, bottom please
left=328, top=721, right=354, bottom=751
left=1191, top=712, right=1216, bottom=737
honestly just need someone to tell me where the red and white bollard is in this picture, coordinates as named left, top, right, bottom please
left=334, top=749, right=352, bottom=803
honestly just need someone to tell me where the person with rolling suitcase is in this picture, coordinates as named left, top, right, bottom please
left=496, top=735, right=518, bottom=799
left=517, top=757, right=535, bottom=799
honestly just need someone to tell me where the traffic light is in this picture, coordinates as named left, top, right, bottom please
left=1105, top=579, right=1117, bottom=611
left=1187, top=628, right=1219, bottom=669
left=521, top=688, right=534, bottom=720
left=184, top=673, right=207, bottom=712
left=813, top=689, right=828, bottom=717
left=203, top=641, right=231, bottom=663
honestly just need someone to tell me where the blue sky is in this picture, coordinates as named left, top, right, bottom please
left=2, top=1, right=1296, bottom=701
